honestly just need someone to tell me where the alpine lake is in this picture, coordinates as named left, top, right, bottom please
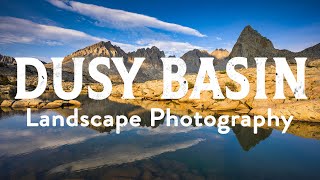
left=0, top=94, right=319, bottom=180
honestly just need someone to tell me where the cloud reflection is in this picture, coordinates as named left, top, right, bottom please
left=49, top=138, right=204, bottom=174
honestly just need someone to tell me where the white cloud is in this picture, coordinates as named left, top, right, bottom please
left=47, top=0, right=206, bottom=37
left=0, top=17, right=203, bottom=56
left=0, top=16, right=106, bottom=45
left=0, top=16, right=140, bottom=52
left=216, top=36, right=222, bottom=41
left=112, top=42, right=144, bottom=53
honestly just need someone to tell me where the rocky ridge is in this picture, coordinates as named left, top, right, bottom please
left=46, top=41, right=166, bottom=83
left=128, top=46, right=165, bottom=79
left=46, top=41, right=134, bottom=83
left=0, top=54, right=16, bottom=65
left=181, top=49, right=214, bottom=73
left=229, top=25, right=320, bottom=66
left=211, top=48, right=229, bottom=60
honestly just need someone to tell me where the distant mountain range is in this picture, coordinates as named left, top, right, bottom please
left=0, top=54, right=16, bottom=66
left=1, top=25, right=319, bottom=83
left=52, top=42, right=229, bottom=81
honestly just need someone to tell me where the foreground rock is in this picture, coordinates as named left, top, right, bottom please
left=0, top=100, right=14, bottom=107
left=109, top=63, right=320, bottom=122
left=0, top=99, right=81, bottom=110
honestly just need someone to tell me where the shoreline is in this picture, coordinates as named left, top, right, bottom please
left=1, top=61, right=319, bottom=123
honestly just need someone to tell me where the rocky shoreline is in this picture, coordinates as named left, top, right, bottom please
left=0, top=99, right=81, bottom=111
left=1, top=62, right=319, bottom=123
left=109, top=63, right=320, bottom=122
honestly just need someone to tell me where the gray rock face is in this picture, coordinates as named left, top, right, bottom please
left=46, top=41, right=148, bottom=83
left=128, top=46, right=165, bottom=67
left=229, top=25, right=320, bottom=66
left=229, top=25, right=276, bottom=66
left=296, top=43, right=320, bottom=59
left=65, top=41, right=128, bottom=61
left=0, top=54, right=16, bottom=66
left=61, top=41, right=128, bottom=75
left=0, top=54, right=42, bottom=90
left=49, top=41, right=166, bottom=83
left=128, top=46, right=165, bottom=79
left=181, top=49, right=213, bottom=73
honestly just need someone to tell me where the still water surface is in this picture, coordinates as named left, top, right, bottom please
left=0, top=96, right=319, bottom=179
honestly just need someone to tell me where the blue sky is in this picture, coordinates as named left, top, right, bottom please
left=0, top=0, right=319, bottom=61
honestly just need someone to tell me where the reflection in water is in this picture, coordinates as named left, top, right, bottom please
left=0, top=111, right=108, bottom=157
left=0, top=128, right=103, bottom=157
left=273, top=121, right=320, bottom=140
left=0, top=95, right=320, bottom=179
left=49, top=138, right=204, bottom=174
left=232, top=125, right=273, bottom=151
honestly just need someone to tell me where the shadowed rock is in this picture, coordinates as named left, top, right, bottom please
left=232, top=125, right=273, bottom=151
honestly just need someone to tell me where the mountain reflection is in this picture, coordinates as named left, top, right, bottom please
left=53, top=96, right=320, bottom=142
left=232, top=125, right=273, bottom=151
left=0, top=95, right=320, bottom=179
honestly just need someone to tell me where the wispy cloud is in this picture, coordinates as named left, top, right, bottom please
left=47, top=0, right=206, bottom=37
left=136, top=39, right=203, bottom=56
left=0, top=16, right=106, bottom=46
left=0, top=125, right=106, bottom=156
left=0, top=16, right=203, bottom=56
left=0, top=16, right=202, bottom=55
left=49, top=138, right=204, bottom=173
left=216, top=36, right=222, bottom=41
left=0, top=16, right=140, bottom=52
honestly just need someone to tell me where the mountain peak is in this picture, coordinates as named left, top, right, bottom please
left=181, top=49, right=213, bottom=73
left=150, top=46, right=160, bottom=50
left=128, top=46, right=165, bottom=66
left=65, top=41, right=127, bottom=61
left=229, top=26, right=320, bottom=65
left=0, top=53, right=16, bottom=65
left=229, top=25, right=275, bottom=65
left=95, top=40, right=112, bottom=47
left=242, top=25, right=254, bottom=32
left=240, top=25, right=264, bottom=38
left=296, top=43, right=320, bottom=59
left=84, top=41, right=119, bottom=51
left=184, top=49, right=209, bottom=55
left=211, top=49, right=229, bottom=60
